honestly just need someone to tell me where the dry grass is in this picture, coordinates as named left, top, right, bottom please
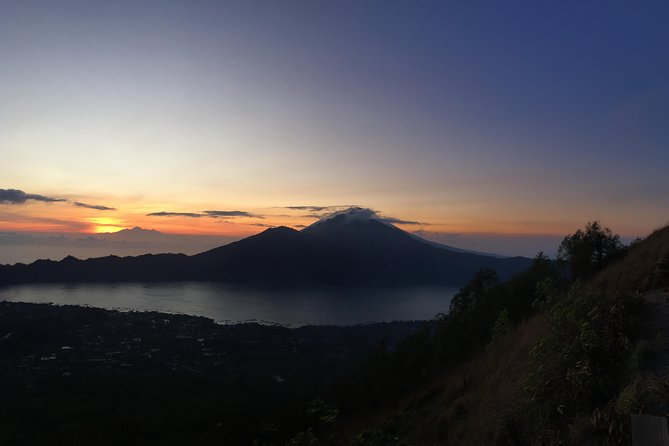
left=590, top=224, right=669, bottom=294
left=335, top=226, right=669, bottom=444
left=396, top=314, right=548, bottom=445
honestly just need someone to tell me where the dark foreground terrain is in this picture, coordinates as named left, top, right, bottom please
left=0, top=301, right=423, bottom=446
left=4, top=222, right=665, bottom=446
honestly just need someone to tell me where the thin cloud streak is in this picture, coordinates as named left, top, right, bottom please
left=301, top=213, right=327, bottom=219
left=147, top=211, right=203, bottom=218
left=148, top=210, right=264, bottom=219
left=380, top=216, right=425, bottom=226
left=308, top=206, right=428, bottom=226
left=284, top=206, right=335, bottom=212
left=284, top=205, right=363, bottom=211
left=73, top=202, right=116, bottom=211
left=289, top=205, right=362, bottom=220
left=203, top=210, right=263, bottom=218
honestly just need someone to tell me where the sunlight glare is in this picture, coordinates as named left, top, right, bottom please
left=89, top=218, right=124, bottom=234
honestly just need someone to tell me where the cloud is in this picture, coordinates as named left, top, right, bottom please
left=250, top=223, right=275, bottom=227
left=285, top=206, right=334, bottom=212
left=73, top=202, right=116, bottom=211
left=313, top=206, right=428, bottom=226
left=203, top=210, right=263, bottom=219
left=302, top=213, right=327, bottom=219
left=379, top=216, right=425, bottom=226
left=147, top=211, right=203, bottom=218
left=283, top=205, right=361, bottom=213
left=286, top=205, right=368, bottom=220
left=1, top=189, right=117, bottom=213
left=148, top=210, right=263, bottom=219
left=0, top=188, right=66, bottom=204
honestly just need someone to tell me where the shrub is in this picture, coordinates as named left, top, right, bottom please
left=521, top=284, right=643, bottom=444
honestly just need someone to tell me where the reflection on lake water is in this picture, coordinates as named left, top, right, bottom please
left=0, top=282, right=458, bottom=327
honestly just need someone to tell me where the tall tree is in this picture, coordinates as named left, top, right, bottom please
left=558, top=221, right=624, bottom=280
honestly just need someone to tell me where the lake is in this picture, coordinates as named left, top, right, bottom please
left=0, top=282, right=458, bottom=327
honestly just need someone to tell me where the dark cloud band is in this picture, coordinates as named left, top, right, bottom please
left=147, top=212, right=203, bottom=218
left=73, top=202, right=116, bottom=211
left=284, top=205, right=359, bottom=212
left=148, top=210, right=264, bottom=219
left=285, top=206, right=333, bottom=212
left=380, top=216, right=424, bottom=226
left=0, top=188, right=116, bottom=212
left=0, top=189, right=66, bottom=204
left=203, top=210, right=262, bottom=218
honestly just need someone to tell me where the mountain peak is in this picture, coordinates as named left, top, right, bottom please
left=96, top=226, right=164, bottom=242
left=61, top=255, right=81, bottom=263
left=121, top=227, right=161, bottom=234
left=304, top=207, right=393, bottom=231
left=260, top=226, right=299, bottom=236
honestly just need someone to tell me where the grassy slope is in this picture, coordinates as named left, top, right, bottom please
left=590, top=224, right=669, bottom=293
left=402, top=315, right=547, bottom=445
left=336, top=224, right=669, bottom=445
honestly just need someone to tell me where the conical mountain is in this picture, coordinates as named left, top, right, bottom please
left=192, top=207, right=532, bottom=285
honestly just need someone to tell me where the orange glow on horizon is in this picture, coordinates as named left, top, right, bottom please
left=92, top=225, right=124, bottom=233
left=0, top=198, right=649, bottom=239
left=88, top=217, right=125, bottom=234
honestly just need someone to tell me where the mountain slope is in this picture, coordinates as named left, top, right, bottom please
left=300, top=214, right=528, bottom=284
left=589, top=224, right=669, bottom=293
left=192, top=226, right=313, bottom=283
left=328, top=224, right=669, bottom=445
left=189, top=209, right=531, bottom=285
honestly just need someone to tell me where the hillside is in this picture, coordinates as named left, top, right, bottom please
left=296, top=223, right=669, bottom=445
left=590, top=224, right=669, bottom=293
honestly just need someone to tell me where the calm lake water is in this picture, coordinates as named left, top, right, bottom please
left=0, top=282, right=458, bottom=327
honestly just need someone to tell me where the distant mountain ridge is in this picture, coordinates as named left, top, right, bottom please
left=408, top=233, right=508, bottom=258
left=0, top=208, right=532, bottom=286
left=97, top=226, right=164, bottom=241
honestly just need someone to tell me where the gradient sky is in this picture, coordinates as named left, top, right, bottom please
left=1, top=1, right=668, bottom=254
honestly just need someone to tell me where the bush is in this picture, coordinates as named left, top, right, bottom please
left=521, top=284, right=643, bottom=444
left=558, top=221, right=625, bottom=280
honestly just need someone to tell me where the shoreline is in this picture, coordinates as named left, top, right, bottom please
left=0, top=298, right=434, bottom=328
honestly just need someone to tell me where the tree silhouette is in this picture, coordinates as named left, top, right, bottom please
left=558, top=221, right=624, bottom=280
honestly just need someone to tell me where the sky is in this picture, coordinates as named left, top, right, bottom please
left=1, top=1, right=668, bottom=262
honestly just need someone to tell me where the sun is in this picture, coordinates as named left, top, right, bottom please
left=88, top=218, right=125, bottom=234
